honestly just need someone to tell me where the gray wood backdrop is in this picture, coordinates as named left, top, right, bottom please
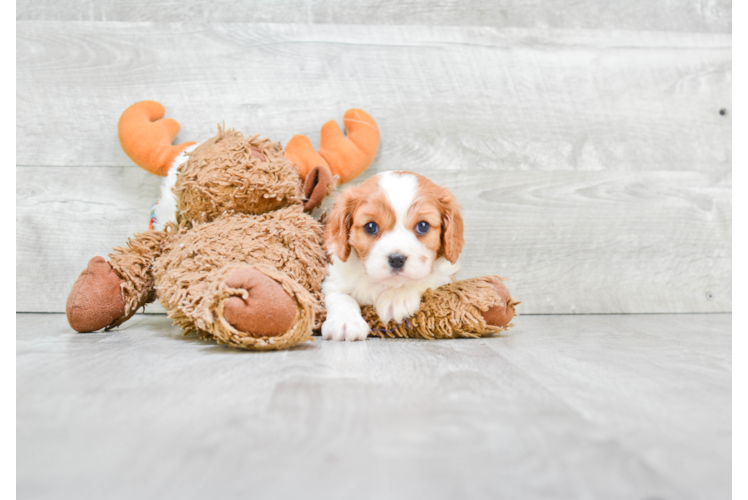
left=16, top=1, right=732, bottom=315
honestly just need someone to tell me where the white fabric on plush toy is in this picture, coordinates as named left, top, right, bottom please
left=151, top=144, right=198, bottom=231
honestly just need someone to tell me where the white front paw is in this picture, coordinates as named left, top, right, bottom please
left=321, top=310, right=371, bottom=341
left=375, top=291, right=422, bottom=324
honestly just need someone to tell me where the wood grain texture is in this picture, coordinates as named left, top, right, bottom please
left=16, top=0, right=732, bottom=33
left=17, top=165, right=730, bottom=314
left=17, top=166, right=165, bottom=313
left=16, top=22, right=732, bottom=314
left=16, top=312, right=732, bottom=500
left=17, top=22, right=731, bottom=173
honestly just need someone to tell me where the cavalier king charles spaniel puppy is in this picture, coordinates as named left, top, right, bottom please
left=321, top=171, right=464, bottom=341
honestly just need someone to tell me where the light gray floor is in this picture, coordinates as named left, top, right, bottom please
left=17, top=313, right=730, bottom=500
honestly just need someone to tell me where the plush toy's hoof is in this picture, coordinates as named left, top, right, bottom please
left=66, top=257, right=126, bottom=332
left=482, top=279, right=516, bottom=327
left=223, top=267, right=296, bottom=337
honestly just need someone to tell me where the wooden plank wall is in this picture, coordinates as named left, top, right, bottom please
left=16, top=2, right=732, bottom=314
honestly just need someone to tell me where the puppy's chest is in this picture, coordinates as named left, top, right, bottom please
left=348, top=271, right=454, bottom=306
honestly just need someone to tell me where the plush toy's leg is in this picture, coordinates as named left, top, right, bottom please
left=362, top=276, right=519, bottom=339
left=482, top=279, right=517, bottom=328
left=66, top=257, right=126, bottom=332
left=222, top=267, right=297, bottom=336
left=66, top=230, right=168, bottom=332
left=171, top=263, right=316, bottom=350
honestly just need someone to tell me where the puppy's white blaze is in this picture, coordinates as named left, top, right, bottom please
left=378, top=171, right=417, bottom=229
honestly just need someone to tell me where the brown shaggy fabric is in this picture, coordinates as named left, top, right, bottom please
left=66, top=257, right=126, bottom=332
left=152, top=206, right=327, bottom=347
left=67, top=122, right=356, bottom=350
left=103, top=126, right=328, bottom=351
left=107, top=229, right=169, bottom=328
left=168, top=262, right=316, bottom=351
left=174, top=125, right=302, bottom=225
left=363, top=276, right=518, bottom=339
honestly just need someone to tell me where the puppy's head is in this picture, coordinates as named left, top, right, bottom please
left=325, top=171, right=464, bottom=283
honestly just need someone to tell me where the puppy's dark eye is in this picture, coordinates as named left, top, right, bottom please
left=415, top=221, right=430, bottom=235
left=364, top=222, right=379, bottom=235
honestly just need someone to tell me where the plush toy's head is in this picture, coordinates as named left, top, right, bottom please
left=118, top=100, right=378, bottom=226
left=174, top=127, right=302, bottom=225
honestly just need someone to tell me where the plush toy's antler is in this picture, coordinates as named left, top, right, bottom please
left=118, top=101, right=196, bottom=176
left=285, top=109, right=379, bottom=185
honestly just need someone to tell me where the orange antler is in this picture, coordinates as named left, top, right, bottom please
left=285, top=109, right=379, bottom=185
left=118, top=101, right=196, bottom=176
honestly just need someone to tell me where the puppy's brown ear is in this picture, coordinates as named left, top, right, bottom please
left=440, top=189, right=465, bottom=264
left=325, top=188, right=356, bottom=262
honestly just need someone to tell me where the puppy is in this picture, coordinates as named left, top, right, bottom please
left=321, top=171, right=464, bottom=341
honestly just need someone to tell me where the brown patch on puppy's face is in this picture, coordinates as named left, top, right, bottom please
left=325, top=175, right=397, bottom=262
left=349, top=187, right=396, bottom=262
left=412, top=174, right=464, bottom=264
left=406, top=194, right=444, bottom=258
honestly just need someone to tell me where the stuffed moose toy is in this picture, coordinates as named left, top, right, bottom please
left=66, top=101, right=517, bottom=350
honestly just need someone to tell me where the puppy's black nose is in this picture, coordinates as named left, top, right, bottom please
left=388, top=254, right=407, bottom=270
